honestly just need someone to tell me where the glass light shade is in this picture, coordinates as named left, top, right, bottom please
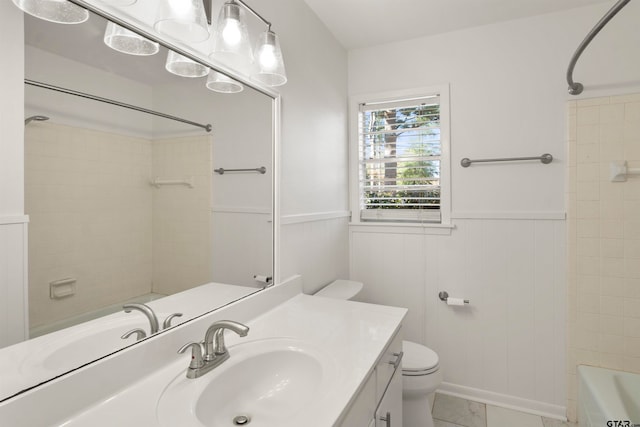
left=104, top=22, right=159, bottom=56
left=206, top=71, right=244, bottom=93
left=154, top=0, right=209, bottom=43
left=12, top=0, right=89, bottom=24
left=165, top=51, right=209, bottom=78
left=252, top=30, right=287, bottom=87
left=210, top=1, right=252, bottom=72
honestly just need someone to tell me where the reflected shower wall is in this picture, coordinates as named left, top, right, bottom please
left=24, top=121, right=214, bottom=334
left=152, top=136, right=213, bottom=294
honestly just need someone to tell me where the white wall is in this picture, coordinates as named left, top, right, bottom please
left=262, top=0, right=350, bottom=291
left=348, top=2, right=640, bottom=420
left=0, top=2, right=27, bottom=348
left=350, top=2, right=640, bottom=214
left=0, top=3, right=24, bottom=217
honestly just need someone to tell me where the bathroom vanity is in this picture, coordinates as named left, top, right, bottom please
left=339, top=330, right=403, bottom=427
left=0, top=276, right=406, bottom=426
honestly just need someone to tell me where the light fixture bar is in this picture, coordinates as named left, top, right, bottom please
left=65, top=0, right=278, bottom=97
left=203, top=0, right=212, bottom=25
left=235, top=0, right=271, bottom=29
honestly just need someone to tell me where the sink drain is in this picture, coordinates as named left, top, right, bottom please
left=233, top=415, right=251, bottom=425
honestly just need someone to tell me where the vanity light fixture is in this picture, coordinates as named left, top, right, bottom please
left=104, top=22, right=159, bottom=56
left=206, top=70, right=244, bottom=93
left=210, top=0, right=252, bottom=73
left=211, top=0, right=287, bottom=87
left=154, top=0, right=210, bottom=43
left=252, top=29, right=287, bottom=87
left=11, top=0, right=89, bottom=24
left=165, top=50, right=210, bottom=78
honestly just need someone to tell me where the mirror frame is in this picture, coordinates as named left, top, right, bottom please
left=1, top=0, right=281, bottom=403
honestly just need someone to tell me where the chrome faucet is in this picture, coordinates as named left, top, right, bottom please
left=120, top=328, right=146, bottom=341
left=121, top=303, right=183, bottom=340
left=123, top=303, right=160, bottom=334
left=178, top=320, right=249, bottom=379
left=163, top=313, right=183, bottom=329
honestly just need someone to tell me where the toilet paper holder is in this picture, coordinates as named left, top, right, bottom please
left=438, top=291, right=470, bottom=305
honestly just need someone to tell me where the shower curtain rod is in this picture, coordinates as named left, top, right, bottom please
left=566, top=0, right=631, bottom=95
left=24, top=79, right=212, bottom=132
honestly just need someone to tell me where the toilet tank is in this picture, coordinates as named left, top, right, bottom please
left=314, top=280, right=363, bottom=300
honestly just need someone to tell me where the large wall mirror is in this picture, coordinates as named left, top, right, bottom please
left=1, top=0, right=276, bottom=401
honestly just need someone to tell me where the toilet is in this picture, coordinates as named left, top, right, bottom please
left=314, top=280, right=442, bottom=427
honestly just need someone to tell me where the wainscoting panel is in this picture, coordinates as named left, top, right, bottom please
left=0, top=219, right=28, bottom=348
left=350, top=217, right=566, bottom=416
left=280, top=214, right=350, bottom=294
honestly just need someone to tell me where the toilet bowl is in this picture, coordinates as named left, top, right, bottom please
left=401, top=340, right=442, bottom=427
left=314, top=280, right=442, bottom=427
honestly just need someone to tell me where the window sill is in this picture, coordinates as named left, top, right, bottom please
left=348, top=221, right=454, bottom=235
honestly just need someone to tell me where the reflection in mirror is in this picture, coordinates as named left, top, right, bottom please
left=0, top=5, right=274, bottom=401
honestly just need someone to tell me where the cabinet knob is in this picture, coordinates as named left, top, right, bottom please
left=379, top=411, right=391, bottom=427
left=388, top=351, right=403, bottom=369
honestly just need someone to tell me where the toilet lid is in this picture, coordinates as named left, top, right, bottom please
left=402, top=340, right=439, bottom=375
left=314, top=280, right=363, bottom=300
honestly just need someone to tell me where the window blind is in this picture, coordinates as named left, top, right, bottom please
left=358, top=95, right=441, bottom=223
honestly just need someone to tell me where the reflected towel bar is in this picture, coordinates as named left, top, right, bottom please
left=214, top=167, right=267, bottom=175
left=150, top=177, right=194, bottom=188
left=460, top=153, right=553, bottom=168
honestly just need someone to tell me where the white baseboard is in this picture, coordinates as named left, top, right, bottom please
left=438, top=382, right=567, bottom=421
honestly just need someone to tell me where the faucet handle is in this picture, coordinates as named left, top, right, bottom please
left=121, top=328, right=147, bottom=341
left=162, top=313, right=183, bottom=330
left=178, top=342, right=204, bottom=370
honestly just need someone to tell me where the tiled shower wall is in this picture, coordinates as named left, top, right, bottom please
left=25, top=123, right=153, bottom=329
left=25, top=123, right=214, bottom=329
left=567, top=94, right=640, bottom=420
left=151, top=136, right=213, bottom=295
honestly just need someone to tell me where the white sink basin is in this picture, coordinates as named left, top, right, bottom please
left=20, top=315, right=168, bottom=375
left=157, top=338, right=338, bottom=427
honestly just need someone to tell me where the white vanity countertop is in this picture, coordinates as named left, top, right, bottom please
left=55, top=294, right=407, bottom=427
left=0, top=282, right=256, bottom=401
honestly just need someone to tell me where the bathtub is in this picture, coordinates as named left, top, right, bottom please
left=578, top=365, right=640, bottom=427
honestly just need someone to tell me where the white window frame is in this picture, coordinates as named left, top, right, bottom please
left=349, top=84, right=451, bottom=227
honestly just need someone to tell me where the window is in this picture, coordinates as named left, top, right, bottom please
left=351, top=87, right=450, bottom=224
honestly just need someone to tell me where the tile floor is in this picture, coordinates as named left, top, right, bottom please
left=431, top=393, right=577, bottom=427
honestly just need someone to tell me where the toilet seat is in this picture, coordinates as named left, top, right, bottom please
left=402, top=340, right=439, bottom=376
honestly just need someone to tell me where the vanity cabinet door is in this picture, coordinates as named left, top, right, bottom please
left=375, top=365, right=403, bottom=427
left=376, top=331, right=402, bottom=398
left=337, top=373, right=376, bottom=426
left=336, top=328, right=403, bottom=427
